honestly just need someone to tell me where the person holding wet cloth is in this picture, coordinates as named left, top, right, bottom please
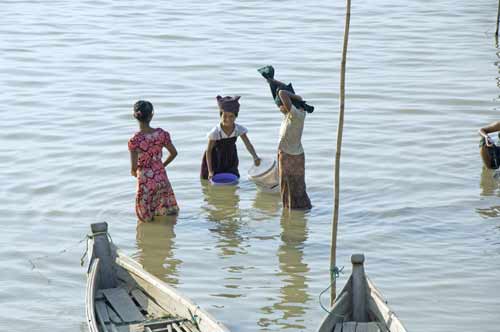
left=479, top=121, right=500, bottom=169
left=201, top=95, right=261, bottom=180
left=258, top=66, right=312, bottom=209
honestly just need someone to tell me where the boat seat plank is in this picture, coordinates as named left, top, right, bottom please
left=96, top=300, right=111, bottom=323
left=356, top=322, right=381, bottom=332
left=107, top=304, right=123, bottom=324
left=172, top=323, right=184, bottom=332
left=101, top=288, right=145, bottom=323
left=144, top=318, right=187, bottom=330
left=343, top=322, right=357, bottom=332
left=108, top=323, right=119, bottom=332
left=115, top=324, right=144, bottom=332
left=367, top=322, right=382, bottom=332
left=131, top=288, right=168, bottom=317
left=180, top=321, right=198, bottom=332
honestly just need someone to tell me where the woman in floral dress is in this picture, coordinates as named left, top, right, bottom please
left=128, top=100, right=179, bottom=222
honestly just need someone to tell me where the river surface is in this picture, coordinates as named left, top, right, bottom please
left=1, top=0, right=499, bottom=331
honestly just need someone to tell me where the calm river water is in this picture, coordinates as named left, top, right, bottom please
left=1, top=0, right=499, bottom=331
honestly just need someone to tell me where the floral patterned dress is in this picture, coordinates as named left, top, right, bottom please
left=128, top=128, right=179, bottom=222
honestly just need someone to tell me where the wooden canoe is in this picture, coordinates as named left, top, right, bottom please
left=318, top=254, right=408, bottom=332
left=86, top=222, right=230, bottom=332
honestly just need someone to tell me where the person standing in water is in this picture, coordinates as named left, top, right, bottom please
left=201, top=95, right=261, bottom=180
left=128, top=100, right=179, bottom=222
left=276, top=88, right=312, bottom=210
left=478, top=121, right=500, bottom=169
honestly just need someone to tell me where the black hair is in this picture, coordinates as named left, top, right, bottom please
left=133, top=100, right=153, bottom=122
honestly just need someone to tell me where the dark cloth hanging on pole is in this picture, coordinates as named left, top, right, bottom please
left=258, top=65, right=315, bottom=113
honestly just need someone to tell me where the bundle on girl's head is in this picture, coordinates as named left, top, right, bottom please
left=133, top=100, right=153, bottom=122
left=216, top=95, right=240, bottom=116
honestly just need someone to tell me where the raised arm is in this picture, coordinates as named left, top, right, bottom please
left=240, top=133, right=261, bottom=166
left=278, top=89, right=303, bottom=113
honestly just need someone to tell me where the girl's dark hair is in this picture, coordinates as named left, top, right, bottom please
left=133, top=100, right=153, bottom=122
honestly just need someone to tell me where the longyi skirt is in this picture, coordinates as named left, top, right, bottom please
left=278, top=150, right=312, bottom=210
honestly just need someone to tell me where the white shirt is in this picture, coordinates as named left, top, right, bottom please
left=207, top=123, right=248, bottom=141
left=278, top=105, right=305, bottom=155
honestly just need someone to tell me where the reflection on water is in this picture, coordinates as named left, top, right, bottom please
left=202, top=182, right=246, bottom=257
left=477, top=167, right=500, bottom=218
left=258, top=210, right=310, bottom=330
left=134, top=217, right=181, bottom=285
left=252, top=190, right=281, bottom=215
left=479, top=167, right=500, bottom=196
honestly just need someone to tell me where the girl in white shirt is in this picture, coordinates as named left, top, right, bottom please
left=200, top=95, right=261, bottom=179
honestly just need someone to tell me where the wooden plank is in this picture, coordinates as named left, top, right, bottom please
left=144, top=318, right=186, bottom=330
left=101, top=288, right=145, bottom=323
left=366, top=279, right=406, bottom=332
left=366, top=322, right=382, bottom=332
left=356, top=322, right=376, bottom=332
left=107, top=304, right=122, bottom=324
left=333, top=323, right=343, bottom=332
left=343, top=322, right=357, bottom=332
left=96, top=300, right=111, bottom=323
left=180, top=321, right=199, bottom=332
left=131, top=288, right=168, bottom=317
left=87, top=258, right=102, bottom=332
left=318, top=286, right=352, bottom=332
left=172, top=322, right=184, bottom=332
left=115, top=324, right=144, bottom=332
left=179, top=320, right=198, bottom=332
left=367, top=290, right=406, bottom=332
left=109, top=323, right=119, bottom=332
left=351, top=255, right=368, bottom=322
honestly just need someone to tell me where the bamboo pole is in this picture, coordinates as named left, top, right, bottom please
left=496, top=0, right=500, bottom=36
left=330, top=0, right=351, bottom=307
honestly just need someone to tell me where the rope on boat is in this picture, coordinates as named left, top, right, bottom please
left=187, top=308, right=201, bottom=331
left=80, top=231, right=113, bottom=266
left=28, top=231, right=101, bottom=283
left=318, top=266, right=344, bottom=314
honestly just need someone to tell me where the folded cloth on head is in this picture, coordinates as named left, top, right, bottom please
left=216, top=95, right=241, bottom=114
left=257, top=65, right=314, bottom=113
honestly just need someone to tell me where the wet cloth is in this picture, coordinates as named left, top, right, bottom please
left=480, top=136, right=500, bottom=169
left=278, top=150, right=311, bottom=210
left=128, top=128, right=179, bottom=222
left=279, top=105, right=306, bottom=155
left=257, top=65, right=314, bottom=113
left=200, top=124, right=248, bottom=179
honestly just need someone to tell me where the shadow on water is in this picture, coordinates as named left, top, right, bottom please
left=201, top=181, right=246, bottom=257
left=134, top=216, right=182, bottom=285
left=258, top=209, right=311, bottom=330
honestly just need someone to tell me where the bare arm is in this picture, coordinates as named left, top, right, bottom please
left=206, top=140, right=216, bottom=178
left=479, top=121, right=500, bottom=137
left=130, top=150, right=138, bottom=177
left=479, top=121, right=500, bottom=146
left=240, top=133, right=261, bottom=166
left=163, top=142, right=178, bottom=167
left=278, top=89, right=303, bottom=113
